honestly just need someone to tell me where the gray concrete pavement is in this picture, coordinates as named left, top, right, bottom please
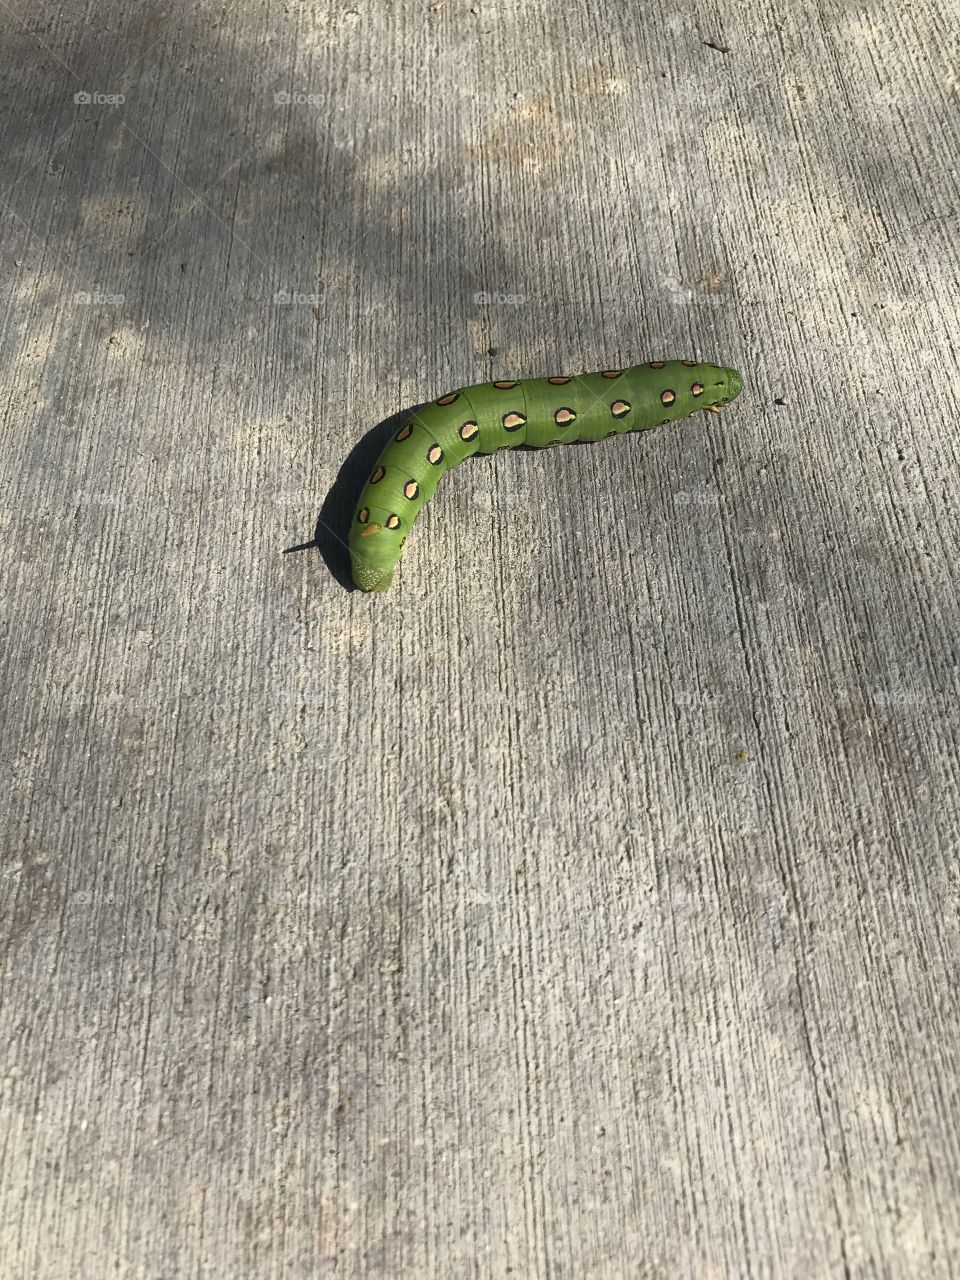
left=2, top=0, right=959, bottom=1275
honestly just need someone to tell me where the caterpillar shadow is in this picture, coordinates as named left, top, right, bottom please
left=285, top=403, right=428, bottom=591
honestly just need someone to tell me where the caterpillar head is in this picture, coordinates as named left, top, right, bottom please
left=705, top=366, right=743, bottom=412
left=664, top=362, right=744, bottom=418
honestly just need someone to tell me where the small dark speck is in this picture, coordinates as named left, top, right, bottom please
left=180, top=262, right=187, bottom=273
left=488, top=347, right=498, bottom=356
left=703, top=39, right=730, bottom=53
left=773, top=396, right=787, bottom=406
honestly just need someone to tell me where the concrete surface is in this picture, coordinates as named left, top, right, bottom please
left=2, top=0, right=959, bottom=1276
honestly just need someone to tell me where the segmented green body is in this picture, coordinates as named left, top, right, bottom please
left=349, top=359, right=743, bottom=591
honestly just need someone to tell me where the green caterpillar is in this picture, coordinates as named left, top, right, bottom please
left=349, top=359, right=743, bottom=591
